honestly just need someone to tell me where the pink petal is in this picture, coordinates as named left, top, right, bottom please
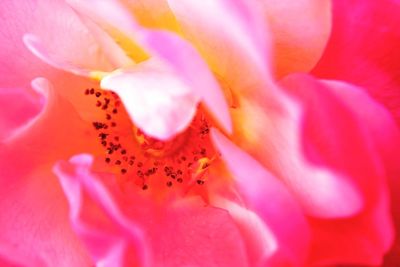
left=309, top=192, right=393, bottom=266
left=0, top=87, right=44, bottom=141
left=232, top=83, right=363, bottom=218
left=54, top=154, right=250, bottom=267
left=281, top=74, right=388, bottom=209
left=54, top=154, right=151, bottom=267
left=65, top=0, right=149, bottom=63
left=0, top=168, right=92, bottom=267
left=167, top=0, right=272, bottom=93
left=0, top=239, right=46, bottom=267
left=260, top=0, right=332, bottom=77
left=0, top=78, right=102, bottom=266
left=0, top=0, right=114, bottom=87
left=211, top=197, right=278, bottom=266
left=319, top=80, right=400, bottom=266
left=139, top=30, right=232, bottom=134
left=312, top=0, right=400, bottom=126
left=211, top=129, right=310, bottom=267
left=281, top=74, right=396, bottom=265
left=23, top=34, right=93, bottom=77
left=65, top=0, right=233, bottom=133
left=101, top=60, right=199, bottom=140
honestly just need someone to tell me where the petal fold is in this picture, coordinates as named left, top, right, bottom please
left=167, top=0, right=272, bottom=93
left=312, top=0, right=400, bottom=125
left=101, top=60, right=199, bottom=140
left=54, top=154, right=151, bottom=267
left=211, top=129, right=310, bottom=267
left=54, top=154, right=250, bottom=267
left=282, top=75, right=396, bottom=265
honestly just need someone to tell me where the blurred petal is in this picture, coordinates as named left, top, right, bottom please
left=312, top=0, right=400, bottom=125
left=139, top=30, right=232, bottom=134
left=319, top=80, right=400, bottom=266
left=65, top=0, right=149, bottom=62
left=0, top=0, right=114, bottom=88
left=211, top=197, right=277, bottom=267
left=211, top=129, right=310, bottom=267
left=167, top=0, right=272, bottom=93
left=54, top=154, right=250, bottom=267
left=101, top=60, right=199, bottom=140
left=65, top=0, right=232, bottom=133
left=121, top=0, right=181, bottom=31
left=261, top=0, right=332, bottom=77
left=54, top=154, right=150, bottom=267
left=0, top=87, right=44, bottom=141
left=308, top=191, right=393, bottom=266
left=282, top=75, right=395, bottom=265
left=231, top=83, right=362, bottom=218
left=23, top=34, right=93, bottom=77
left=0, top=168, right=92, bottom=267
left=0, top=78, right=101, bottom=266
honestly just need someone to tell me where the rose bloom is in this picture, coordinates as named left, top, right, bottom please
left=1, top=0, right=400, bottom=267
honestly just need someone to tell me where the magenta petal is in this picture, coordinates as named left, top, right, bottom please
left=211, top=129, right=310, bottom=267
left=281, top=74, right=396, bottom=265
left=312, top=0, right=400, bottom=125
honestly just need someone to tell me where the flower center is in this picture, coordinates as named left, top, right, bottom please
left=85, top=87, right=217, bottom=192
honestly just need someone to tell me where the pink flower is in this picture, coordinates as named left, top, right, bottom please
left=1, top=0, right=399, bottom=266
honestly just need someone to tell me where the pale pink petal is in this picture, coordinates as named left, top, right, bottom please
left=23, top=34, right=93, bottom=77
left=312, top=0, right=400, bottom=126
left=261, top=0, right=332, bottom=77
left=76, top=15, right=134, bottom=68
left=65, top=0, right=149, bottom=62
left=0, top=0, right=114, bottom=88
left=167, top=0, right=272, bottom=93
left=211, top=129, right=310, bottom=267
left=101, top=60, right=199, bottom=140
left=139, top=30, right=232, bottom=134
left=232, top=85, right=363, bottom=218
left=65, top=0, right=233, bottom=133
